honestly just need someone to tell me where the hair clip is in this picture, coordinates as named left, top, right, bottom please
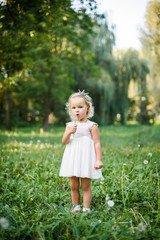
left=78, top=89, right=88, bottom=98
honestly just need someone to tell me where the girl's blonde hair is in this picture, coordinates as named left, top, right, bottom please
left=66, top=90, right=94, bottom=120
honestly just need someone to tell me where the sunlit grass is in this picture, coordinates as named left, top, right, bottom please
left=0, top=125, right=160, bottom=239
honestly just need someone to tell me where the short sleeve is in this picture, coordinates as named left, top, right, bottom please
left=88, top=121, right=98, bottom=129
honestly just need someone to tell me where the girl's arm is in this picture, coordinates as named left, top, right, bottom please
left=90, top=124, right=103, bottom=169
left=62, top=125, right=77, bottom=145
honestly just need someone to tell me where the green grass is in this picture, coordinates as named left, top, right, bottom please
left=0, top=124, right=160, bottom=240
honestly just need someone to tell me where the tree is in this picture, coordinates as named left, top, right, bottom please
left=140, top=0, right=160, bottom=117
left=0, top=0, right=100, bottom=130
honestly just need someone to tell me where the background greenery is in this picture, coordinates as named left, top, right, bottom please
left=0, top=124, right=160, bottom=239
left=0, top=0, right=160, bottom=130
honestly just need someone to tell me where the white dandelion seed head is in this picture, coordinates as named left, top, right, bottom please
left=0, top=217, right=9, bottom=229
left=144, top=160, right=148, bottom=164
left=141, top=96, right=146, bottom=101
left=105, top=194, right=110, bottom=201
left=148, top=152, right=152, bottom=157
left=138, top=222, right=146, bottom=232
left=107, top=200, right=115, bottom=207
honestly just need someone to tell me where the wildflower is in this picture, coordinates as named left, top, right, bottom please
left=37, top=140, right=40, bottom=143
left=105, top=194, right=109, bottom=201
left=0, top=217, right=9, bottom=229
left=144, top=160, right=148, bottom=164
left=107, top=200, right=115, bottom=207
left=141, top=96, right=146, bottom=101
left=100, top=177, right=104, bottom=184
left=123, top=163, right=127, bottom=166
left=138, top=222, right=146, bottom=232
left=98, top=220, right=101, bottom=223
left=148, top=152, right=152, bottom=157
left=138, top=144, right=140, bottom=148
left=30, top=141, right=33, bottom=144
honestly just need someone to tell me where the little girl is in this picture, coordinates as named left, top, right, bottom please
left=59, top=90, right=103, bottom=213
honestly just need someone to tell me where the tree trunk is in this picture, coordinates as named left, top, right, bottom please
left=0, top=92, right=4, bottom=124
left=43, top=88, right=51, bottom=132
left=5, top=89, right=11, bottom=130
left=100, top=90, right=106, bottom=126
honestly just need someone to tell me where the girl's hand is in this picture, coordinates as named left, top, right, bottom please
left=69, top=125, right=77, bottom=134
left=94, top=160, right=103, bottom=170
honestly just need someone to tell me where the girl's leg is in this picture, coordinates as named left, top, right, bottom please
left=81, top=178, right=92, bottom=208
left=69, top=177, right=80, bottom=205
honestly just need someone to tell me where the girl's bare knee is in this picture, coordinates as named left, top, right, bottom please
left=81, top=179, right=91, bottom=192
left=69, top=177, right=79, bottom=191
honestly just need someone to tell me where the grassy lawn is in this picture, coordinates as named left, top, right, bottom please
left=0, top=124, right=160, bottom=239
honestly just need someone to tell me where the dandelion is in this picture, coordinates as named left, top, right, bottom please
left=107, top=200, right=114, bottom=207
left=0, top=217, right=9, bottom=229
left=138, top=222, right=146, bottom=232
left=100, top=176, right=104, bottom=184
left=144, top=160, right=148, bottom=164
left=148, top=152, right=152, bottom=157
left=141, top=96, right=146, bottom=101
left=105, top=194, right=109, bottom=201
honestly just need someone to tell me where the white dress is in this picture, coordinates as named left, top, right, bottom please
left=59, top=120, right=102, bottom=179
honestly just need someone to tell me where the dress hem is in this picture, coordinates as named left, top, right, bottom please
left=59, top=175, right=102, bottom=179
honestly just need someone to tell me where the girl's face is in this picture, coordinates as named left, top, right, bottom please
left=70, top=96, right=89, bottom=122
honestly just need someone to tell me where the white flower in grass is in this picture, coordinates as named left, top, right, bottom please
left=30, top=141, right=33, bottom=144
left=37, top=140, right=40, bottom=143
left=105, top=194, right=109, bottom=201
left=107, top=200, right=115, bottom=207
left=100, top=177, right=104, bottom=184
left=138, top=144, right=140, bottom=148
left=98, top=220, right=101, bottom=223
left=138, top=222, right=146, bottom=232
left=144, top=160, right=148, bottom=164
left=141, top=96, right=146, bottom=101
left=0, top=217, right=9, bottom=229
left=148, top=152, right=152, bottom=157
left=123, top=163, right=127, bottom=166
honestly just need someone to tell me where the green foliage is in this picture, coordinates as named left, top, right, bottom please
left=140, top=0, right=160, bottom=119
left=0, top=125, right=160, bottom=239
left=0, top=0, right=154, bottom=129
